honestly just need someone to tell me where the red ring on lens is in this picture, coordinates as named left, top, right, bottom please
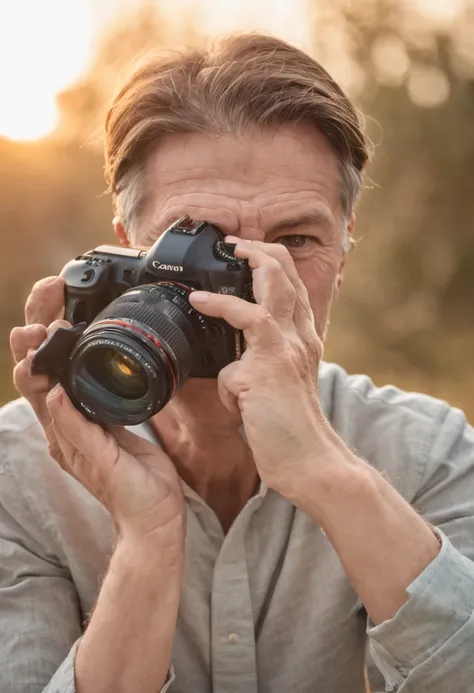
left=154, top=281, right=193, bottom=294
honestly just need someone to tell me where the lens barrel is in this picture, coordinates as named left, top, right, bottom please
left=65, top=283, right=207, bottom=425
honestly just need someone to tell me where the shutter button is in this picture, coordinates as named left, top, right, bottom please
left=81, top=269, right=95, bottom=283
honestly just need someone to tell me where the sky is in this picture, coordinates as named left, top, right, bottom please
left=0, top=0, right=463, bottom=142
left=0, top=0, right=311, bottom=141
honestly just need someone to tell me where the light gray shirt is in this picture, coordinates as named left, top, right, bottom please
left=1, top=362, right=474, bottom=693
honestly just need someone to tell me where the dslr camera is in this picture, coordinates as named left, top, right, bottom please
left=32, top=217, right=253, bottom=426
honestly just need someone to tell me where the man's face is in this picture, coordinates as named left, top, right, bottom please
left=128, top=122, right=350, bottom=340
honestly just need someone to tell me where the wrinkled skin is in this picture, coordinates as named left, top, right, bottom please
left=11, top=123, right=353, bottom=533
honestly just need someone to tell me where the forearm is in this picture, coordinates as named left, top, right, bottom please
left=75, top=537, right=183, bottom=693
left=291, top=431, right=440, bottom=624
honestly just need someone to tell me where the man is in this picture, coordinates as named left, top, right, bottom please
left=2, top=33, right=474, bottom=693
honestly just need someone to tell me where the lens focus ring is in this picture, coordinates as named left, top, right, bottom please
left=93, top=293, right=193, bottom=383
left=64, top=282, right=206, bottom=426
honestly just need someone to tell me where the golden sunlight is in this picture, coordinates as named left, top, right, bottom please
left=0, top=0, right=310, bottom=143
left=0, top=0, right=92, bottom=141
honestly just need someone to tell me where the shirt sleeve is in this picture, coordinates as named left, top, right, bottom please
left=0, top=441, right=177, bottom=693
left=0, top=463, right=83, bottom=692
left=367, top=406, right=474, bottom=692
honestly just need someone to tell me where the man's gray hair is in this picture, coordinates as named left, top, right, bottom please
left=105, top=34, right=369, bottom=250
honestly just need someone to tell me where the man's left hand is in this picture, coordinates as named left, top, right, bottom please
left=188, top=238, right=337, bottom=500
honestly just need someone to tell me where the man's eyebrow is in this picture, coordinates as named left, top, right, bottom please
left=267, top=210, right=334, bottom=235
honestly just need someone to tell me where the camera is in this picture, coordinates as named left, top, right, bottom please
left=32, top=217, right=253, bottom=426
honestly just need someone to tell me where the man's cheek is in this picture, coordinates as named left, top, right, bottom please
left=300, top=259, right=336, bottom=302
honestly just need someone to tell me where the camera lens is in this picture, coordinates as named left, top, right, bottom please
left=84, top=348, right=148, bottom=400
left=65, top=283, right=208, bottom=425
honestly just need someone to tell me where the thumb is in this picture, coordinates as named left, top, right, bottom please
left=47, top=386, right=118, bottom=466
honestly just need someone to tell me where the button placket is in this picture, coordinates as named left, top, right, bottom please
left=211, top=503, right=261, bottom=693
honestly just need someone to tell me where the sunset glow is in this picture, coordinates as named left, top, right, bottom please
left=0, top=0, right=461, bottom=142
left=0, top=0, right=93, bottom=140
left=0, top=0, right=310, bottom=142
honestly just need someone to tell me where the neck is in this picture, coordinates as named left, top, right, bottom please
left=150, top=379, right=259, bottom=532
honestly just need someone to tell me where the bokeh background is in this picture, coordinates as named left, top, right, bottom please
left=0, top=0, right=473, bottom=421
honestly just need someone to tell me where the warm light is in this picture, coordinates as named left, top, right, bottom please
left=0, top=0, right=310, bottom=142
left=407, top=64, right=451, bottom=108
left=413, top=0, right=464, bottom=25
left=371, top=35, right=410, bottom=87
left=0, top=0, right=93, bottom=141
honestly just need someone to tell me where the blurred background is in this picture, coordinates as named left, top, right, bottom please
left=0, top=0, right=473, bottom=419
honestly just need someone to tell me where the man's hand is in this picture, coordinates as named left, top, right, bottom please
left=10, top=276, right=185, bottom=546
left=189, top=238, right=337, bottom=500
left=193, top=241, right=441, bottom=626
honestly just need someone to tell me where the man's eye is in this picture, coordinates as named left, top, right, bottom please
left=276, top=235, right=316, bottom=248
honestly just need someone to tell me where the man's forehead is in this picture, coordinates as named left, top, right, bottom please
left=138, top=127, right=342, bottom=238
left=145, top=125, right=340, bottom=190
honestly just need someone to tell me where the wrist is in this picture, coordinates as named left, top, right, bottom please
left=115, top=526, right=185, bottom=573
left=287, top=434, right=375, bottom=525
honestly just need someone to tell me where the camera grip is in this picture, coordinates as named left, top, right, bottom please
left=31, top=323, right=87, bottom=380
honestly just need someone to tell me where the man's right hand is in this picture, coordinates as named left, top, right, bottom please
left=10, top=276, right=185, bottom=548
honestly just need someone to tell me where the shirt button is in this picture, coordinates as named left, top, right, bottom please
left=228, top=633, right=240, bottom=645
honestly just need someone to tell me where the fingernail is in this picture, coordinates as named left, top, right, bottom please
left=25, top=324, right=39, bottom=331
left=44, top=277, right=58, bottom=285
left=47, top=384, right=64, bottom=405
left=225, top=235, right=240, bottom=243
left=190, top=291, right=210, bottom=303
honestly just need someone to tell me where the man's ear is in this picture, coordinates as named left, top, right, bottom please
left=113, top=216, right=130, bottom=247
left=335, top=213, right=355, bottom=294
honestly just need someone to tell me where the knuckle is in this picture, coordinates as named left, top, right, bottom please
left=31, top=276, right=57, bottom=293
left=253, top=305, right=274, bottom=328
left=265, top=257, right=283, bottom=275
left=13, top=357, right=49, bottom=395
left=25, top=278, right=64, bottom=323
left=12, top=361, right=27, bottom=390
left=9, top=327, right=26, bottom=355
left=290, top=336, right=321, bottom=371
left=9, top=326, right=24, bottom=343
left=47, top=319, right=70, bottom=334
left=11, top=324, right=45, bottom=349
left=219, top=368, right=248, bottom=398
left=272, top=243, right=292, bottom=263
left=13, top=364, right=33, bottom=395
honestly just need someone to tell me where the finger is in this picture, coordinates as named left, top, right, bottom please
left=46, top=318, right=72, bottom=337
left=13, top=352, right=52, bottom=428
left=13, top=353, right=50, bottom=396
left=47, top=386, right=119, bottom=483
left=189, top=291, right=282, bottom=349
left=108, top=426, right=180, bottom=481
left=217, top=360, right=242, bottom=414
left=228, top=237, right=303, bottom=293
left=10, top=324, right=47, bottom=363
left=25, top=276, right=65, bottom=326
left=230, top=238, right=314, bottom=325
left=12, top=318, right=71, bottom=416
left=225, top=241, right=298, bottom=321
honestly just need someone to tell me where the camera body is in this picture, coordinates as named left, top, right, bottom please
left=32, top=217, right=253, bottom=425
left=63, top=216, right=251, bottom=334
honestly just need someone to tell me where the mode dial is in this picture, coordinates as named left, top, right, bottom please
left=214, top=240, right=239, bottom=263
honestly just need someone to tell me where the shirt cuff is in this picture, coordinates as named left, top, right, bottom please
left=367, top=530, right=474, bottom=687
left=42, top=639, right=80, bottom=693
left=162, top=664, right=176, bottom=692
